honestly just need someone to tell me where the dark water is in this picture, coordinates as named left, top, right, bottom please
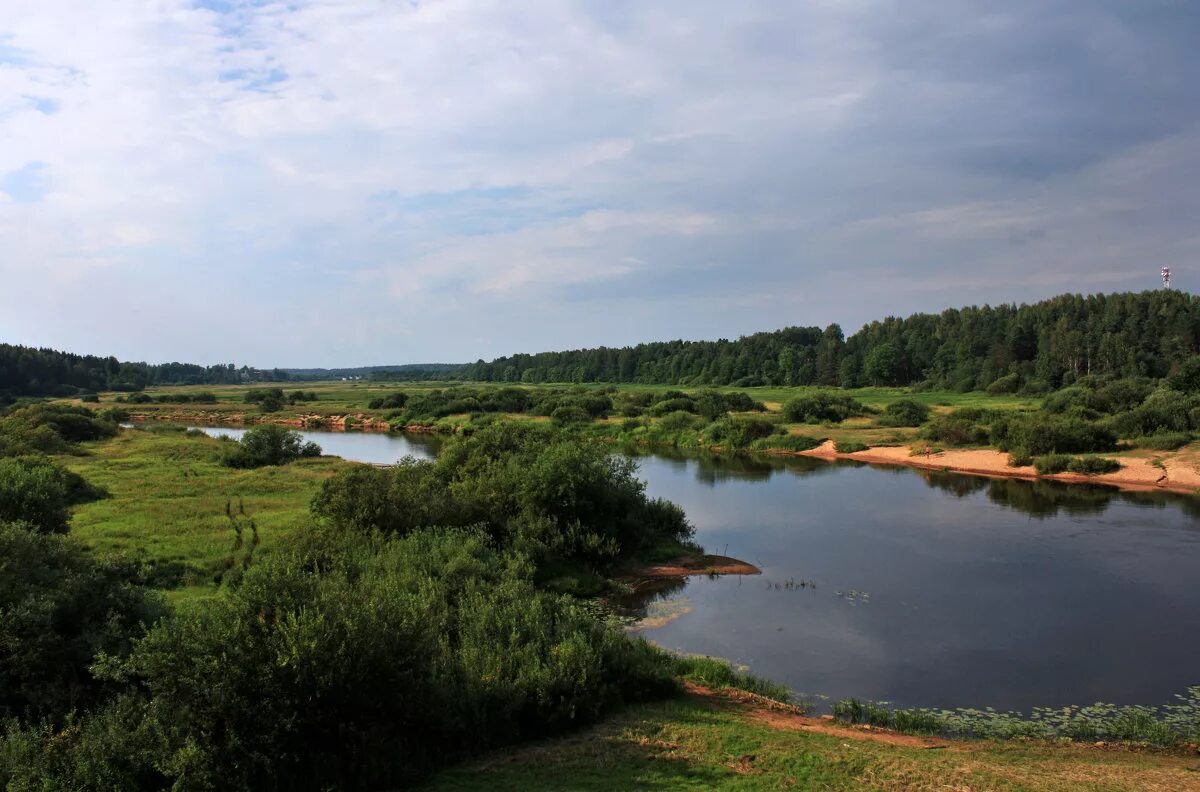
left=189, top=426, right=1200, bottom=711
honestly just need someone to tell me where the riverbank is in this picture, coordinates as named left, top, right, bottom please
left=129, top=406, right=1200, bottom=497
left=419, top=683, right=1200, bottom=791
left=797, top=440, right=1200, bottom=495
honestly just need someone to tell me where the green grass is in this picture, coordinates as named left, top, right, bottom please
left=418, top=692, right=1200, bottom=791
left=58, top=428, right=346, bottom=602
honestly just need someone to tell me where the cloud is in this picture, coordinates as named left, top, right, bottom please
left=0, top=1, right=1197, bottom=364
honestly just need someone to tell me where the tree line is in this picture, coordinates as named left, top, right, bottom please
left=454, top=291, right=1200, bottom=391
left=0, top=344, right=293, bottom=398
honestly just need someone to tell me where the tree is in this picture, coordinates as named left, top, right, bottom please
left=0, top=523, right=157, bottom=721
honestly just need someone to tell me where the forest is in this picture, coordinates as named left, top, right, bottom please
left=456, top=291, right=1200, bottom=391
left=0, top=345, right=292, bottom=398
left=6, top=292, right=1199, bottom=400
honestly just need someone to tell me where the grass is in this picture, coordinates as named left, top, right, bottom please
left=58, top=427, right=346, bottom=603
left=418, top=691, right=1200, bottom=791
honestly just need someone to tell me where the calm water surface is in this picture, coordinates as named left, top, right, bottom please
left=190, top=426, right=1200, bottom=711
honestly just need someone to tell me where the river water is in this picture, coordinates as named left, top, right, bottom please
left=189, top=425, right=1200, bottom=712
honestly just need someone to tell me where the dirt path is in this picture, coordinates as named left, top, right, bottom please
left=685, top=683, right=952, bottom=749
left=799, top=441, right=1200, bottom=495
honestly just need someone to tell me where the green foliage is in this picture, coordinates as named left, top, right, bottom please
left=1034, top=454, right=1072, bottom=475
left=551, top=405, right=591, bottom=425
left=702, top=417, right=779, bottom=449
left=314, top=423, right=693, bottom=570
left=455, top=292, right=1200, bottom=388
left=991, top=413, right=1117, bottom=455
left=2, top=530, right=677, bottom=790
left=781, top=392, right=868, bottom=423
left=921, top=413, right=990, bottom=446
left=4, top=404, right=117, bottom=445
left=1136, top=431, right=1193, bottom=451
left=985, top=372, right=1020, bottom=394
left=1007, top=450, right=1033, bottom=467
left=0, top=456, right=104, bottom=534
left=834, top=439, right=869, bottom=453
left=670, top=656, right=791, bottom=703
left=832, top=687, right=1200, bottom=747
left=749, top=434, right=824, bottom=452
left=0, top=523, right=159, bottom=723
left=1066, top=456, right=1121, bottom=475
left=876, top=399, right=930, bottom=427
left=367, top=391, right=407, bottom=410
left=221, top=425, right=321, bottom=468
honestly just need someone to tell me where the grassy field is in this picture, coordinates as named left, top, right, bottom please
left=89, top=379, right=1041, bottom=421
left=59, top=427, right=346, bottom=603
left=420, top=688, right=1200, bottom=791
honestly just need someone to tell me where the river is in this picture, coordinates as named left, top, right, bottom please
left=189, top=425, right=1200, bottom=712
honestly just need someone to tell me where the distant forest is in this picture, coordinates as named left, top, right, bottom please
left=0, top=347, right=283, bottom=398
left=5, top=291, right=1200, bottom=397
left=457, top=291, right=1200, bottom=392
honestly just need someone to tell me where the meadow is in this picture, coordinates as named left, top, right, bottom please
left=59, top=427, right=348, bottom=603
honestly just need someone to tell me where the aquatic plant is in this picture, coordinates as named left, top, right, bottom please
left=832, top=687, right=1200, bottom=746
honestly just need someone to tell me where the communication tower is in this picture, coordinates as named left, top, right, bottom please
left=1162, top=266, right=1172, bottom=289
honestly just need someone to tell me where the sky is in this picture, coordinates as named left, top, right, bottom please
left=1, top=1, right=1198, bottom=367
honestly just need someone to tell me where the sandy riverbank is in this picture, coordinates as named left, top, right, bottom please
left=799, top=440, right=1200, bottom=495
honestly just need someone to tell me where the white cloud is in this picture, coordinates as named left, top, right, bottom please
left=0, top=1, right=1196, bottom=363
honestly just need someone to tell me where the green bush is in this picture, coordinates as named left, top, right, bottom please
left=991, top=414, right=1117, bottom=455
left=749, top=434, right=824, bottom=452
left=671, top=656, right=790, bottom=702
left=876, top=399, right=931, bottom=427
left=922, top=414, right=989, bottom=447
left=368, top=392, right=408, bottom=410
left=1066, top=456, right=1121, bottom=475
left=0, top=457, right=104, bottom=534
left=702, top=417, right=779, bottom=449
left=1007, top=450, right=1033, bottom=467
left=1136, top=432, right=1193, bottom=451
left=5, top=530, right=676, bottom=790
left=781, top=392, right=868, bottom=423
left=657, top=410, right=702, bottom=432
left=550, top=405, right=591, bottom=425
left=985, top=373, right=1020, bottom=394
left=221, top=425, right=321, bottom=468
left=1034, top=454, right=1071, bottom=475
left=0, top=523, right=158, bottom=722
left=834, top=439, right=869, bottom=453
left=314, top=423, right=694, bottom=570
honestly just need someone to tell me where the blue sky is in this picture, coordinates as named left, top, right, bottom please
left=1, top=1, right=1198, bottom=366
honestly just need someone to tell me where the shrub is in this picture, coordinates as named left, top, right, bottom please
left=1066, top=456, right=1121, bottom=475
left=922, top=414, right=989, bottom=447
left=1136, top=432, right=1193, bottom=451
left=834, top=439, right=869, bottom=453
left=1007, top=450, right=1033, bottom=467
left=221, top=425, right=321, bottom=468
left=1105, top=390, right=1198, bottom=437
left=315, top=424, right=693, bottom=569
left=0, top=457, right=104, bottom=534
left=25, top=530, right=678, bottom=790
left=991, top=414, right=1117, bottom=455
left=876, top=399, right=930, bottom=427
left=985, top=373, right=1020, bottom=394
left=1034, top=454, right=1071, bottom=475
left=657, top=410, right=702, bottom=432
left=702, top=417, right=779, bottom=449
left=368, top=392, right=408, bottom=410
left=781, top=392, right=868, bottom=423
left=0, top=523, right=158, bottom=722
left=749, top=434, right=824, bottom=452
left=550, top=405, right=591, bottom=425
